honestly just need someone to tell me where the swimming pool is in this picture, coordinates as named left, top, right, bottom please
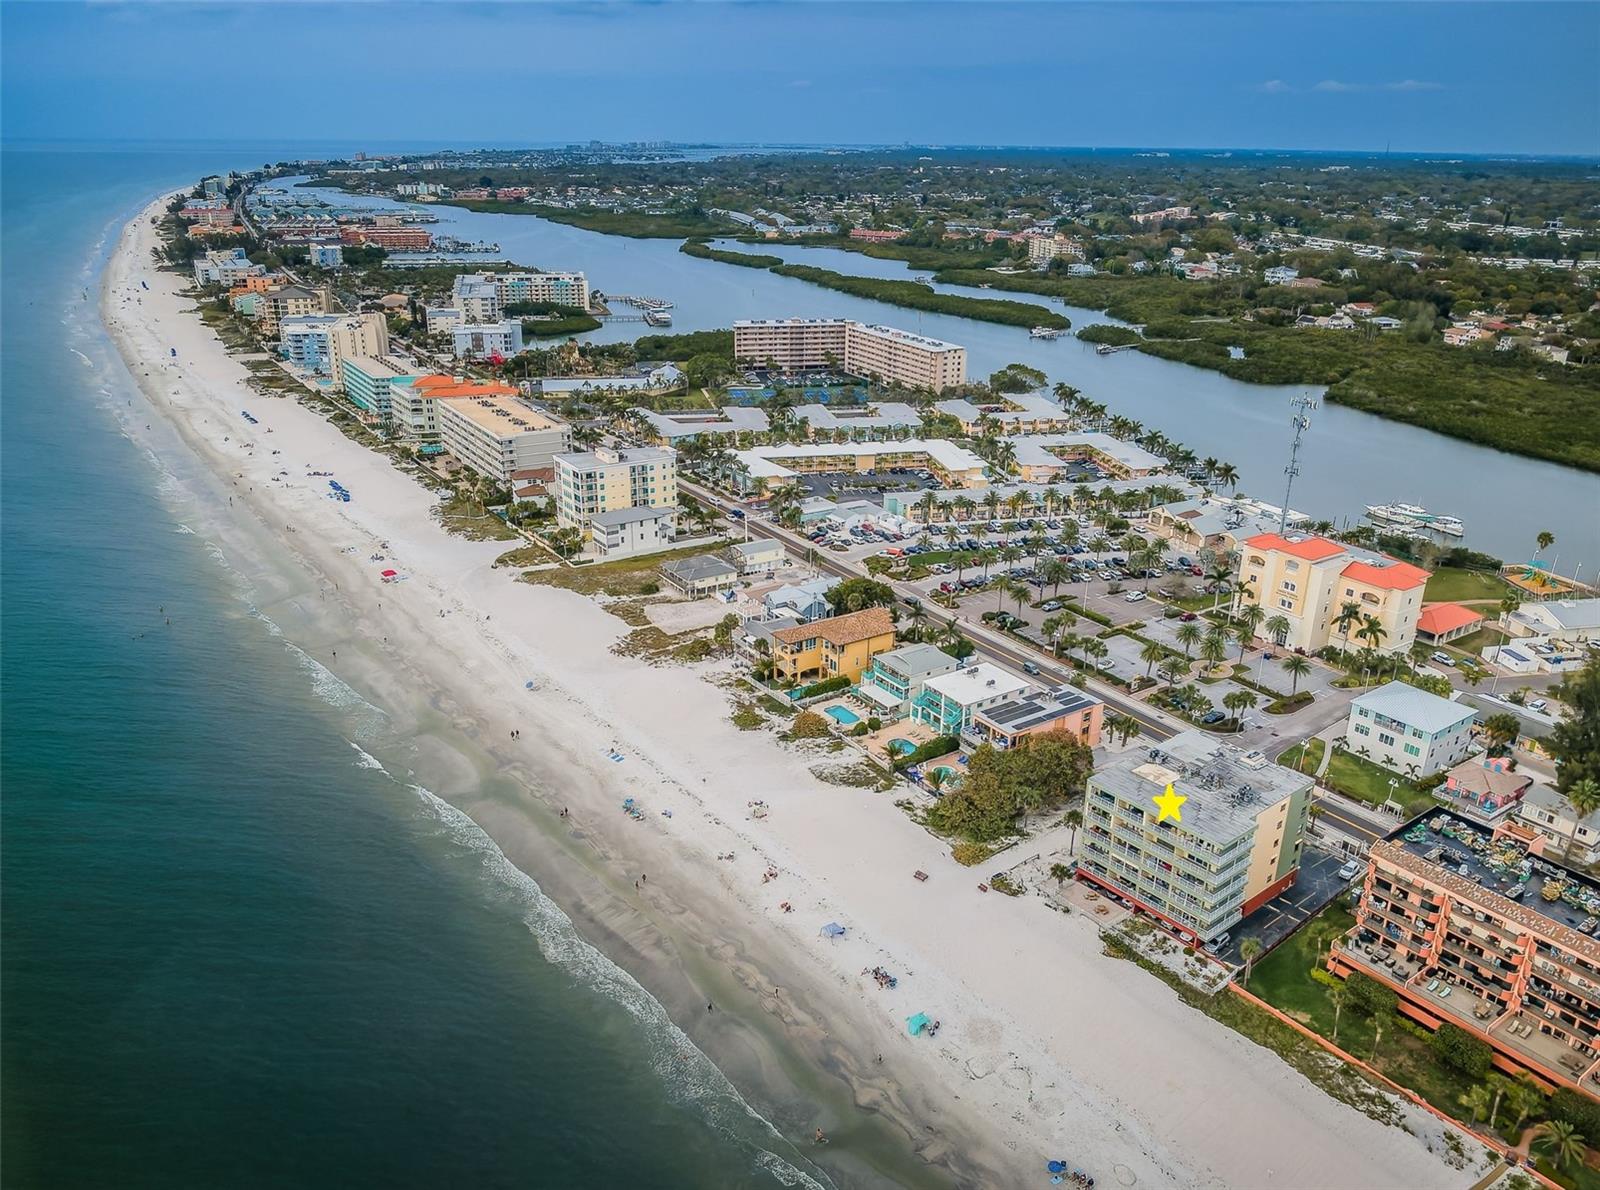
left=825, top=706, right=860, bottom=727
left=928, top=765, right=960, bottom=788
left=887, top=738, right=916, bottom=756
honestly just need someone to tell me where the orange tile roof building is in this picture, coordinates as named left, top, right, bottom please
left=1417, top=603, right=1486, bottom=645
left=390, top=375, right=519, bottom=442
left=1238, top=533, right=1431, bottom=656
left=1331, top=810, right=1600, bottom=1097
left=771, top=608, right=897, bottom=684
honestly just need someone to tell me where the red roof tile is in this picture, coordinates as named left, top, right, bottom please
left=1418, top=603, right=1484, bottom=635
left=1242, top=533, right=1347, bottom=562
left=1342, top=558, right=1431, bottom=590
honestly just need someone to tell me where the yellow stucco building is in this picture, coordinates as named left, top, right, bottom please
left=770, top=608, right=897, bottom=684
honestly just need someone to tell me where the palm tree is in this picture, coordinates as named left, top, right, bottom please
left=1083, top=638, right=1109, bottom=673
left=1505, top=1076, right=1545, bottom=1135
left=1356, top=614, right=1388, bottom=654
left=1064, top=808, right=1084, bottom=852
left=1158, top=656, right=1190, bottom=689
left=1041, top=559, right=1069, bottom=596
left=1238, top=937, right=1263, bottom=984
left=1563, top=778, right=1600, bottom=861
left=1334, top=600, right=1364, bottom=654
left=1107, top=712, right=1140, bottom=746
left=926, top=767, right=949, bottom=796
left=1328, top=984, right=1347, bottom=1043
left=1498, top=593, right=1522, bottom=630
left=1223, top=689, right=1258, bottom=729
left=1140, top=639, right=1168, bottom=678
left=1533, top=529, right=1555, bottom=566
left=1176, top=620, right=1202, bottom=658
left=1007, top=580, right=1032, bottom=617
left=1199, top=629, right=1228, bottom=675
left=1264, top=613, right=1291, bottom=648
left=1457, top=1085, right=1492, bottom=1126
left=1237, top=604, right=1267, bottom=660
left=1534, top=1119, right=1587, bottom=1173
left=1282, top=654, right=1312, bottom=694
left=1213, top=462, right=1240, bottom=492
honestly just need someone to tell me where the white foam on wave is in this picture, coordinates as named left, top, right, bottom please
left=70, top=347, right=95, bottom=369
left=347, top=739, right=388, bottom=772
left=408, top=782, right=832, bottom=1190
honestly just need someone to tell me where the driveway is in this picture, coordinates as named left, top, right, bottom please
left=1223, top=846, right=1356, bottom=964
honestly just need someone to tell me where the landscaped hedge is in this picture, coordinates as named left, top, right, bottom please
left=795, top=675, right=851, bottom=700
left=893, top=735, right=962, bottom=771
left=1266, top=691, right=1315, bottom=714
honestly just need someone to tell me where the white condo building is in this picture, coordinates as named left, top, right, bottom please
left=436, top=395, right=571, bottom=486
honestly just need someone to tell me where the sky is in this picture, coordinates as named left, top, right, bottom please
left=2, top=1, right=1596, bottom=157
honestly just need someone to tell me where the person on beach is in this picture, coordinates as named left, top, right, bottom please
left=813, top=1128, right=827, bottom=1145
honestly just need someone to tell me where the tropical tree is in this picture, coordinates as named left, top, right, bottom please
left=1457, top=1085, right=1492, bottom=1126
left=1237, top=602, right=1267, bottom=655
left=1158, top=655, right=1190, bottom=689
left=1041, top=558, right=1069, bottom=595
left=1175, top=620, right=1202, bottom=658
left=1199, top=629, right=1229, bottom=675
left=1356, top=614, right=1388, bottom=654
left=1563, top=778, right=1600, bottom=860
left=926, top=767, right=949, bottom=796
left=1504, top=1075, right=1545, bottom=1134
left=1335, top=600, right=1364, bottom=654
left=1238, top=937, right=1263, bottom=985
left=1141, top=639, right=1168, bottom=679
left=1264, top=613, right=1291, bottom=647
left=1328, top=984, right=1348, bottom=1043
left=1007, top=580, right=1032, bottom=617
left=1083, top=638, right=1109, bottom=673
left=1213, top=462, right=1240, bottom=492
left=1534, top=1120, right=1586, bottom=1173
left=1282, top=654, right=1312, bottom=695
left=1533, top=530, right=1556, bottom=566
left=1223, top=688, right=1258, bottom=729
left=1498, top=593, right=1522, bottom=629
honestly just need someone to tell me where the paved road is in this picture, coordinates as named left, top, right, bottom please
left=683, top=479, right=1183, bottom=741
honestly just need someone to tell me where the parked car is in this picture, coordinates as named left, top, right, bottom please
left=1430, top=651, right=1455, bottom=667
left=1041, top=600, right=1062, bottom=612
left=1204, top=932, right=1231, bottom=954
left=1338, top=860, right=1362, bottom=881
left=1200, top=709, right=1227, bottom=725
left=1530, top=698, right=1550, bottom=713
left=1179, top=611, right=1199, bottom=622
left=1124, top=591, right=1146, bottom=603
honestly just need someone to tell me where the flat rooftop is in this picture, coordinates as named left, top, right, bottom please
left=1094, top=730, right=1312, bottom=845
left=978, top=687, right=1102, bottom=733
left=1385, top=808, right=1600, bottom=942
left=922, top=663, right=1031, bottom=706
left=439, top=395, right=565, bottom=436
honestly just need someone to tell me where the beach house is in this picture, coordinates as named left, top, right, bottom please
left=770, top=608, right=897, bottom=684
left=1346, top=681, right=1477, bottom=777
left=855, top=643, right=962, bottom=719
left=660, top=554, right=739, bottom=598
left=727, top=539, right=786, bottom=577
left=1436, top=755, right=1535, bottom=822
left=969, top=687, right=1105, bottom=750
left=588, top=506, right=677, bottom=560
left=761, top=578, right=837, bottom=624
left=909, top=663, right=1031, bottom=737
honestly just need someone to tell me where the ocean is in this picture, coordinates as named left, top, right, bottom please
left=0, top=147, right=834, bottom=1189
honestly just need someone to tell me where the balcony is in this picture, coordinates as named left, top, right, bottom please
left=1490, top=1014, right=1600, bottom=1086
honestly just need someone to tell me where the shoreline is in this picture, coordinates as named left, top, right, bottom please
left=105, top=191, right=1478, bottom=1190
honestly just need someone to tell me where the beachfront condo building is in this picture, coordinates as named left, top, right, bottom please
left=769, top=607, right=897, bottom=684
left=340, top=354, right=421, bottom=423
left=1237, top=533, right=1430, bottom=656
left=1345, top=681, right=1479, bottom=777
left=554, top=445, right=678, bottom=539
left=933, top=394, right=1074, bottom=436
left=1072, top=732, right=1313, bottom=944
left=389, top=375, right=520, bottom=442
left=727, top=440, right=988, bottom=495
left=193, top=247, right=265, bottom=288
left=732, top=319, right=968, bottom=392
left=452, top=320, right=524, bottom=360
left=1331, top=809, right=1600, bottom=1094
left=279, top=313, right=389, bottom=386
left=258, top=284, right=330, bottom=336
left=588, top=506, right=677, bottom=561
left=436, top=395, right=571, bottom=487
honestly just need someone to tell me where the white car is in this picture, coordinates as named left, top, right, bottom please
left=1338, top=860, right=1361, bottom=881
left=1430, top=651, right=1455, bottom=667
left=1124, top=590, right=1146, bottom=603
left=1530, top=698, right=1549, bottom=713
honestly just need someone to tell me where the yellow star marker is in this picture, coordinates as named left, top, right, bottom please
left=1153, top=781, right=1188, bottom=824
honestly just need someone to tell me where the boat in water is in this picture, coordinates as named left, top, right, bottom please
left=643, top=307, right=673, bottom=327
left=1365, top=501, right=1465, bottom=537
left=1029, top=326, right=1065, bottom=339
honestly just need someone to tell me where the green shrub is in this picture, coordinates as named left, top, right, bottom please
left=638, top=580, right=660, bottom=595
left=866, top=716, right=883, bottom=732
left=795, top=675, right=852, bottom=700
left=1549, top=1088, right=1600, bottom=1139
left=849, top=722, right=870, bottom=737
left=892, top=735, right=962, bottom=771
left=1430, top=1022, right=1493, bottom=1077
left=951, top=841, right=994, bottom=867
left=785, top=710, right=832, bottom=740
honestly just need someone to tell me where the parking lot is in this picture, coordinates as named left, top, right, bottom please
left=1220, top=846, right=1357, bottom=964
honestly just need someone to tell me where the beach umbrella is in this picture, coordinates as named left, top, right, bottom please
left=906, top=1012, right=930, bottom=1036
left=381, top=569, right=398, bottom=578
left=1047, top=1161, right=1066, bottom=1173
left=820, top=922, right=846, bottom=939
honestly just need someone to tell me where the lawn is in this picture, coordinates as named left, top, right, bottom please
left=520, top=540, right=727, bottom=597
left=1249, top=903, right=1498, bottom=1131
left=1327, top=747, right=1413, bottom=808
left=1278, top=736, right=1325, bottom=774
left=1424, top=567, right=1514, bottom=604
left=1446, top=624, right=1510, bottom=657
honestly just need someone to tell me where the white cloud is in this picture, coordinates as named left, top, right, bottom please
left=1313, top=78, right=1444, bottom=93
left=1256, top=79, right=1294, bottom=94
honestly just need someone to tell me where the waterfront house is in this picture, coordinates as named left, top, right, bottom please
left=660, top=554, right=739, bottom=598
left=1516, top=784, right=1600, bottom=865
left=969, top=687, right=1104, bottom=750
left=909, top=663, right=1030, bottom=737
left=855, top=643, right=961, bottom=719
left=1346, top=681, right=1477, bottom=777
left=770, top=608, right=896, bottom=684
left=589, top=506, right=676, bottom=560
left=762, top=578, right=836, bottom=624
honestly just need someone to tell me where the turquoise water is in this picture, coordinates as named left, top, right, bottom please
left=0, top=147, right=826, bottom=1189
left=824, top=706, right=860, bottom=727
left=887, top=739, right=916, bottom=756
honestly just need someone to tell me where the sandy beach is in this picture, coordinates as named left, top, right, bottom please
left=104, top=192, right=1481, bottom=1190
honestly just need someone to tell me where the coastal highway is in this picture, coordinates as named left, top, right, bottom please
left=679, top=478, right=1182, bottom=742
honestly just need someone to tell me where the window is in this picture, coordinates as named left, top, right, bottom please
left=1379, top=732, right=1395, bottom=746
left=1278, top=597, right=1294, bottom=610
left=1404, top=743, right=1421, bottom=757
left=1354, top=723, right=1371, bottom=736
left=1281, top=580, right=1298, bottom=593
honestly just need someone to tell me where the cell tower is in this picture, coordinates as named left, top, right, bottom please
left=1279, top=394, right=1318, bottom=534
